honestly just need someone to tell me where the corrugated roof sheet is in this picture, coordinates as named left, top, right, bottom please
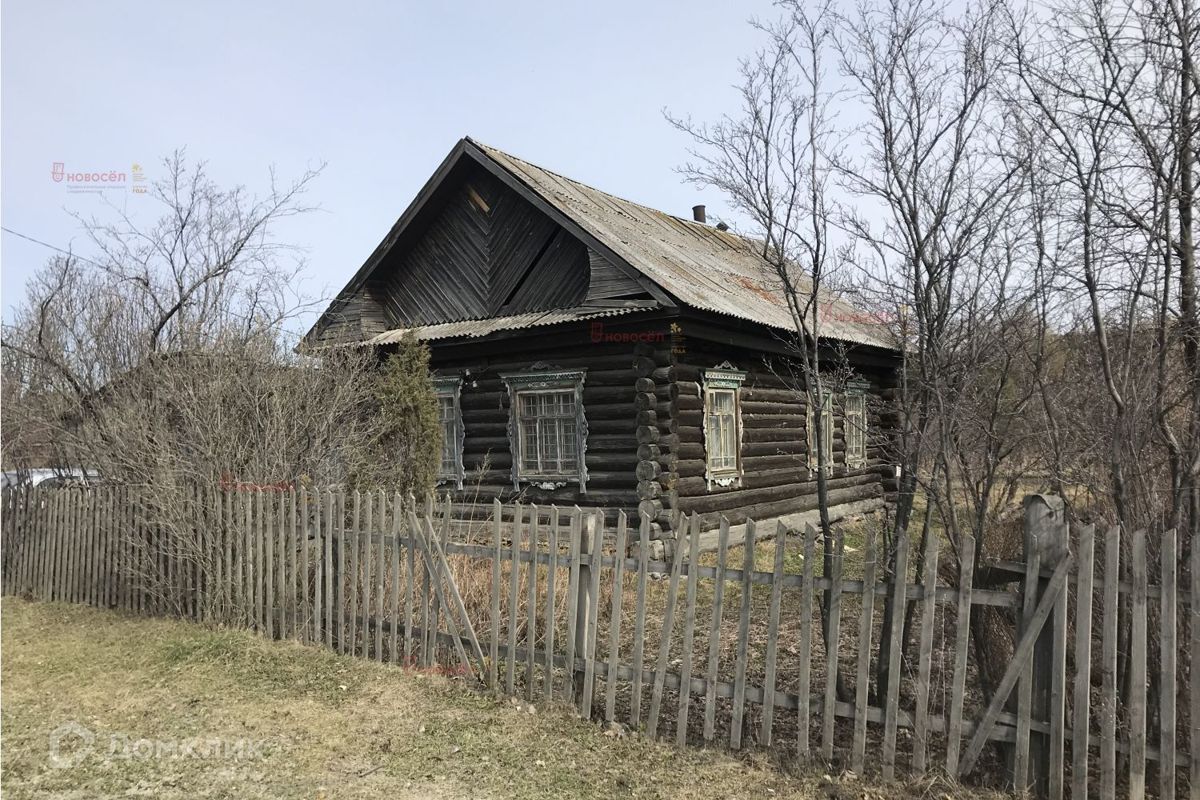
left=471, top=139, right=895, bottom=350
left=367, top=305, right=643, bottom=345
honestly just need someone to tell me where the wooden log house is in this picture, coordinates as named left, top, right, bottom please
left=305, top=138, right=901, bottom=553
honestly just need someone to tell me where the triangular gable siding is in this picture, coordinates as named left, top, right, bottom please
left=378, top=166, right=590, bottom=327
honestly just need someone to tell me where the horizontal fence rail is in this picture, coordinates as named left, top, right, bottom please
left=0, top=485, right=1193, bottom=799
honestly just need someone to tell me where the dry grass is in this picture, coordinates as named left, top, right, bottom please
left=1, top=598, right=1012, bottom=800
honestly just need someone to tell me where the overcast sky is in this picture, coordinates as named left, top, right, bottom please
left=1, top=0, right=775, bottom=332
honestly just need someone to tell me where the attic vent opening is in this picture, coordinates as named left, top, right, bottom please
left=467, top=184, right=490, bottom=213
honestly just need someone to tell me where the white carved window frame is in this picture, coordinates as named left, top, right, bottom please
left=432, top=375, right=465, bottom=489
left=702, top=365, right=747, bottom=491
left=807, top=389, right=834, bottom=474
left=499, top=367, right=589, bottom=492
left=843, top=383, right=868, bottom=470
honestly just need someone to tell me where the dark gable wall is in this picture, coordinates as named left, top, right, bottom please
left=375, top=164, right=590, bottom=327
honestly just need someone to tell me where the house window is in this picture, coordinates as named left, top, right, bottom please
left=807, top=390, right=833, bottom=472
left=500, top=368, right=588, bottom=490
left=702, top=365, right=747, bottom=489
left=844, top=389, right=867, bottom=469
left=432, top=376, right=464, bottom=488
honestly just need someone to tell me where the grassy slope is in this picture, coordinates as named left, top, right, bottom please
left=1, top=599, right=997, bottom=799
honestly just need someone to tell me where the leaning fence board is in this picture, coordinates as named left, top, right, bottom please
left=821, top=530, right=845, bottom=763
left=759, top=522, right=787, bottom=747
left=630, top=512, right=650, bottom=729
left=1071, top=524, right=1095, bottom=800
left=957, top=556, right=1074, bottom=776
left=604, top=510, right=627, bottom=723
left=675, top=513, right=702, bottom=747
left=1129, top=527, right=1148, bottom=800
left=703, top=518, right=731, bottom=743
left=945, top=533, right=976, bottom=776
left=850, top=526, right=877, bottom=774
left=730, top=518, right=756, bottom=750
left=647, top=515, right=689, bottom=739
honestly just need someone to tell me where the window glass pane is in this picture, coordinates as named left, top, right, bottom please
left=706, top=388, right=739, bottom=473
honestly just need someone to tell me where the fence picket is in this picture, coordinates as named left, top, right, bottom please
left=266, top=490, right=276, bottom=638
left=630, top=512, right=650, bottom=729
left=675, top=512, right=702, bottom=747
left=544, top=506, right=559, bottom=704
left=291, top=488, right=300, bottom=640
left=489, top=499, right=501, bottom=689
left=564, top=508, right=583, bottom=706
left=881, top=522, right=909, bottom=780
left=703, top=517, right=731, bottom=743
left=404, top=497, right=417, bottom=667
left=1129, top=527, right=1148, bottom=800
left=1160, top=527, right=1177, bottom=800
left=390, top=492, right=402, bottom=663
left=1099, top=526, right=1119, bottom=800
left=647, top=514, right=688, bottom=740
left=375, top=491, right=386, bottom=660
left=580, top=513, right=603, bottom=719
left=851, top=526, right=877, bottom=775
left=821, top=529, right=845, bottom=763
left=730, top=518, right=756, bottom=750
left=1016, top=531, right=1042, bottom=792
left=506, top=503, right=523, bottom=696
left=1071, top=524, right=1095, bottom=800
left=945, top=533, right=976, bottom=777
left=526, top=505, right=540, bottom=701
left=759, top=522, right=787, bottom=747
left=797, top=522, right=816, bottom=759
left=1190, top=530, right=1199, bottom=800
left=605, top=510, right=627, bottom=724
left=1048, top=525, right=1068, bottom=800
left=360, top=491, right=371, bottom=658
left=324, top=490, right=335, bottom=649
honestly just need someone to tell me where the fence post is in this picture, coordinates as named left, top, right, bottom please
left=572, top=511, right=597, bottom=706
left=1021, top=494, right=1068, bottom=799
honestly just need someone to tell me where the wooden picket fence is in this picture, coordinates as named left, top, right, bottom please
left=0, top=485, right=1193, bottom=799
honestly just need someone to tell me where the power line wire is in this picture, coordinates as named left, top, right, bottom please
left=1, top=225, right=314, bottom=340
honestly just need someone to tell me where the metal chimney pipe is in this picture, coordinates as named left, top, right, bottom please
left=692, top=204, right=706, bottom=224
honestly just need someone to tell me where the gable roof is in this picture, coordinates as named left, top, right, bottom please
left=307, top=138, right=896, bottom=351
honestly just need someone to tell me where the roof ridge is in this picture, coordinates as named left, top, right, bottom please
left=465, top=135, right=739, bottom=237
